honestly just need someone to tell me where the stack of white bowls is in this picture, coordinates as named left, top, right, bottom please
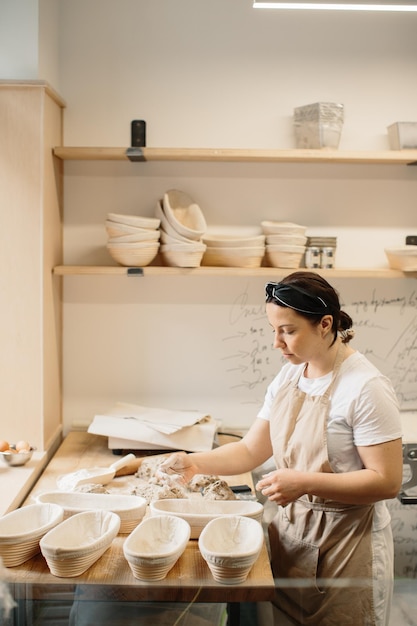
left=201, top=226, right=265, bottom=268
left=105, top=212, right=161, bottom=267
left=156, top=189, right=207, bottom=267
left=261, top=221, right=307, bottom=268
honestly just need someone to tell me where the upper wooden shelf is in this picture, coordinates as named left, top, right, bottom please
left=53, top=147, right=417, bottom=165
left=53, top=265, right=416, bottom=279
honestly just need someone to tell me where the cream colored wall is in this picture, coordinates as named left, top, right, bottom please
left=0, top=0, right=39, bottom=79
left=58, top=0, right=417, bottom=149
left=56, top=2, right=417, bottom=432
left=4, top=1, right=417, bottom=434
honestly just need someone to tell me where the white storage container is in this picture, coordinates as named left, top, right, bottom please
left=387, top=122, right=417, bottom=149
left=294, top=102, right=344, bottom=149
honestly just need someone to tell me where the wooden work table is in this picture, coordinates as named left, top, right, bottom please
left=4, top=432, right=275, bottom=623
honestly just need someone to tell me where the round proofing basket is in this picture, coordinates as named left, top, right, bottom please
left=107, top=242, right=160, bottom=267
left=162, top=190, right=207, bottom=240
left=160, top=242, right=206, bottom=268
left=202, top=246, right=265, bottom=268
left=107, top=213, right=160, bottom=230
left=261, top=221, right=306, bottom=236
left=155, top=201, right=196, bottom=242
left=265, top=245, right=305, bottom=269
left=108, top=230, right=160, bottom=244
left=202, top=234, right=266, bottom=248
left=105, top=220, right=157, bottom=238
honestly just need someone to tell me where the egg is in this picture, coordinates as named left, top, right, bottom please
left=0, top=440, right=10, bottom=452
left=15, top=440, right=31, bottom=452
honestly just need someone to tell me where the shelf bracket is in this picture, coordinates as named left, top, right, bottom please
left=126, top=268, right=144, bottom=277
left=126, top=147, right=146, bottom=162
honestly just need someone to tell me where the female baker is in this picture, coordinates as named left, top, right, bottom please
left=158, top=271, right=403, bottom=626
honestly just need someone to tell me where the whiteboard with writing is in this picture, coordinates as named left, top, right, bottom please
left=216, top=276, right=417, bottom=413
left=63, top=274, right=417, bottom=430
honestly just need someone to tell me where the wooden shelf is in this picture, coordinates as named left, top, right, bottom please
left=53, top=265, right=416, bottom=279
left=53, top=146, right=417, bottom=165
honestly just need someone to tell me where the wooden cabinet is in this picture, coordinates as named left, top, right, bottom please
left=0, top=81, right=64, bottom=453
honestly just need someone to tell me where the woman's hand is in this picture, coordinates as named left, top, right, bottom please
left=156, top=452, right=199, bottom=484
left=256, top=468, right=305, bottom=506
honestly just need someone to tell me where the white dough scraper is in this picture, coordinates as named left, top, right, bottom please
left=57, top=453, right=136, bottom=491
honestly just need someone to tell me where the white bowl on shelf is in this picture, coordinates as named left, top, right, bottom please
left=123, top=514, right=191, bottom=581
left=150, top=499, right=264, bottom=539
left=106, top=241, right=160, bottom=267
left=198, top=515, right=264, bottom=585
left=40, top=510, right=120, bottom=577
left=385, top=245, right=417, bottom=271
left=107, top=213, right=160, bottom=230
left=0, top=503, right=64, bottom=567
left=162, top=190, right=207, bottom=240
left=35, top=491, right=146, bottom=534
left=202, top=246, right=265, bottom=268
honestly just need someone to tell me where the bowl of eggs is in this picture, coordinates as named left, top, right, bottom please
left=0, top=440, right=36, bottom=466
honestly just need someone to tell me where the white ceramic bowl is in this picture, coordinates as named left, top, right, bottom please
left=202, top=246, right=265, bottom=268
left=0, top=503, right=64, bottom=567
left=40, top=510, right=120, bottom=577
left=150, top=499, right=264, bottom=539
left=261, top=221, right=306, bottom=236
left=106, top=241, right=160, bottom=267
left=385, top=246, right=417, bottom=271
left=107, top=213, right=160, bottom=230
left=265, top=244, right=305, bottom=269
left=35, top=491, right=146, bottom=534
left=162, top=190, right=207, bottom=240
left=123, top=514, right=191, bottom=581
left=202, top=234, right=266, bottom=248
left=198, top=515, right=264, bottom=585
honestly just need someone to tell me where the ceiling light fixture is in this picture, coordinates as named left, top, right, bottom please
left=253, top=0, right=417, bottom=10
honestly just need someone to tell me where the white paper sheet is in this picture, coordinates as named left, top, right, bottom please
left=87, top=402, right=217, bottom=452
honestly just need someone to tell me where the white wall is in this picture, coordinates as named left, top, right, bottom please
left=38, top=1, right=417, bottom=431
left=58, top=0, right=417, bottom=149
left=0, top=0, right=39, bottom=78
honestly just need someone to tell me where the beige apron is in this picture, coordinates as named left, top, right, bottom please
left=268, top=347, right=375, bottom=626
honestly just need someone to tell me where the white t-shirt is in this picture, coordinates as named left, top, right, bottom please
left=257, top=351, right=403, bottom=530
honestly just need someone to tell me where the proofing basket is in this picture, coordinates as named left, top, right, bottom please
left=0, top=503, right=64, bottom=567
left=35, top=491, right=146, bottom=534
left=40, top=510, right=120, bottom=577
left=198, top=515, right=264, bottom=585
left=150, top=498, right=264, bottom=539
left=123, top=515, right=191, bottom=581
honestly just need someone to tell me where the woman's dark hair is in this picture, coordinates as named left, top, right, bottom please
left=267, top=271, right=354, bottom=345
